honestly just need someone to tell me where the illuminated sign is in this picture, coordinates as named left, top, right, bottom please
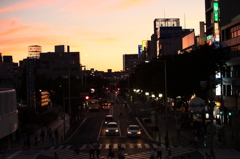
left=214, top=22, right=220, bottom=42
left=207, top=35, right=213, bottom=41
left=138, top=45, right=142, bottom=57
left=213, top=2, right=219, bottom=22
left=142, top=40, right=147, bottom=51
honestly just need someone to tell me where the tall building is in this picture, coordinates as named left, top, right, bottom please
left=151, top=18, right=196, bottom=59
left=0, top=55, right=18, bottom=88
left=0, top=88, right=18, bottom=141
left=37, top=45, right=81, bottom=79
left=205, top=0, right=240, bottom=126
left=123, top=54, right=139, bottom=73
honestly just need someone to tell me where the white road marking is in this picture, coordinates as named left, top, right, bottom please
left=145, top=144, right=150, bottom=148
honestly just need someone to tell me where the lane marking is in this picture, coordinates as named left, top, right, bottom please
left=97, top=120, right=104, bottom=141
left=121, top=143, right=126, bottom=148
left=136, top=117, right=153, bottom=140
left=137, top=143, right=142, bottom=148
left=81, top=144, right=87, bottom=149
left=118, top=119, right=121, bottom=137
left=113, top=144, right=118, bottom=149
left=145, top=143, right=150, bottom=148
left=129, top=143, right=134, bottom=148
left=6, top=150, right=22, bottom=159
left=57, top=145, right=64, bottom=149
left=152, top=144, right=157, bottom=148
left=65, top=145, right=71, bottom=149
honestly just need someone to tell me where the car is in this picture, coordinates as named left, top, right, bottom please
left=106, top=122, right=119, bottom=136
left=127, top=125, right=141, bottom=137
left=102, top=103, right=110, bottom=110
left=105, top=115, right=114, bottom=125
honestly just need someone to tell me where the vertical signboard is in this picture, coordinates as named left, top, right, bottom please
left=213, top=1, right=220, bottom=43
left=214, top=22, right=220, bottom=42
left=27, top=59, right=35, bottom=109
left=138, top=45, right=142, bottom=57
left=142, top=40, right=147, bottom=52
left=213, top=2, right=219, bottom=22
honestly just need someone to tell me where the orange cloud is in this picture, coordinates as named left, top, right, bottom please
left=115, top=0, right=156, bottom=10
left=0, top=0, right=68, bottom=13
left=0, top=26, right=31, bottom=36
left=58, top=0, right=157, bottom=16
left=0, top=19, right=20, bottom=27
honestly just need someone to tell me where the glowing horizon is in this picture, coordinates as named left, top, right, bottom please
left=0, top=0, right=205, bottom=72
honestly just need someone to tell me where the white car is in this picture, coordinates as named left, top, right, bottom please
left=106, top=122, right=119, bottom=136
left=127, top=125, right=141, bottom=137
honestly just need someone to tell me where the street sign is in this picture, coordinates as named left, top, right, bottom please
left=189, top=97, right=206, bottom=112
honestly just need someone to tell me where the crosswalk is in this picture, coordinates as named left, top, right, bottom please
left=47, top=143, right=182, bottom=150
left=39, top=145, right=193, bottom=159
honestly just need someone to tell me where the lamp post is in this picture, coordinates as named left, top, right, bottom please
left=81, top=65, right=86, bottom=86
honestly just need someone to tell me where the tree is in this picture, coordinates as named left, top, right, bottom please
left=130, top=44, right=230, bottom=101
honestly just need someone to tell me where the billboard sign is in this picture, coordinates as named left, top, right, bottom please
left=138, top=45, right=142, bottom=57
left=214, top=22, right=220, bottom=42
left=160, top=27, right=182, bottom=38
left=213, top=2, right=219, bottom=22
left=142, top=40, right=147, bottom=52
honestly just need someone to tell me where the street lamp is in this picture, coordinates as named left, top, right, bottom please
left=81, top=65, right=86, bottom=86
left=145, top=59, right=168, bottom=136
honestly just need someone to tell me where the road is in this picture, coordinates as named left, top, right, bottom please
left=7, top=94, right=198, bottom=159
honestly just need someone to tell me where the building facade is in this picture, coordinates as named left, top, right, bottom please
left=151, top=18, right=196, bottom=59
left=0, top=88, right=18, bottom=140
left=123, top=54, right=139, bottom=73
left=37, top=45, right=81, bottom=79
left=205, top=0, right=240, bottom=126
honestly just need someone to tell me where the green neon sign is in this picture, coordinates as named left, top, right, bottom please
left=213, top=2, right=219, bottom=22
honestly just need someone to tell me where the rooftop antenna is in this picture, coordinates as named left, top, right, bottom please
left=184, top=14, right=186, bottom=29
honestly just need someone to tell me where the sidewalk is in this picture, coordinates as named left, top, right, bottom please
left=9, top=113, right=71, bottom=151
left=8, top=108, right=89, bottom=151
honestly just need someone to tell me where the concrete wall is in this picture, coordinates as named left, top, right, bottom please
left=0, top=88, right=18, bottom=139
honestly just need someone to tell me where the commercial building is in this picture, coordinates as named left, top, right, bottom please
left=0, top=88, right=18, bottom=140
left=37, top=45, right=81, bottom=79
left=123, top=54, right=139, bottom=73
left=205, top=0, right=240, bottom=126
left=0, top=55, right=18, bottom=88
left=150, top=18, right=196, bottom=59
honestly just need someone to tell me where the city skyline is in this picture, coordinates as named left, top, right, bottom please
left=0, top=0, right=205, bottom=72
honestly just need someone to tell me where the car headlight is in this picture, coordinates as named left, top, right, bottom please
left=115, top=130, right=118, bottom=132
left=137, top=131, right=141, bottom=134
left=127, top=131, right=132, bottom=134
left=106, top=130, right=109, bottom=132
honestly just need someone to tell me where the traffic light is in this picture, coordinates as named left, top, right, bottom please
left=117, top=88, right=120, bottom=91
left=228, top=110, right=232, bottom=116
left=85, top=96, right=90, bottom=100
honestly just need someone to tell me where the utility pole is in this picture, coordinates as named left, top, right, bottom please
left=63, top=93, right=66, bottom=140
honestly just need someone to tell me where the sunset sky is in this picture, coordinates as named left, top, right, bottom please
left=0, top=0, right=205, bottom=72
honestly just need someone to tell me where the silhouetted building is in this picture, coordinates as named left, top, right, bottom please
left=123, top=54, right=139, bottom=73
left=0, top=55, right=18, bottom=88
left=38, top=45, right=81, bottom=79
left=151, top=18, right=196, bottom=59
